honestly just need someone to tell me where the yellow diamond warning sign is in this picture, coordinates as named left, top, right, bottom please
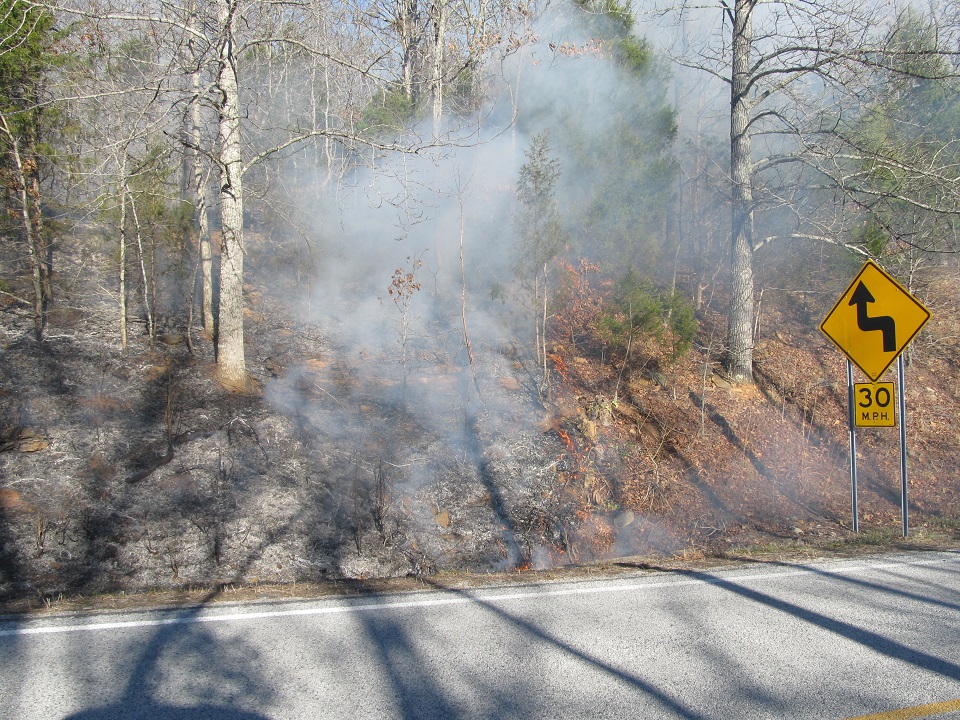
left=820, top=260, right=931, bottom=381
left=853, top=382, right=896, bottom=427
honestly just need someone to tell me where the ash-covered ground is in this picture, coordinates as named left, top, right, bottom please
left=3, top=228, right=960, bottom=608
left=0, top=230, right=593, bottom=603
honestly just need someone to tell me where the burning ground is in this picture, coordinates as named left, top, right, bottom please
left=2, top=225, right=960, bottom=610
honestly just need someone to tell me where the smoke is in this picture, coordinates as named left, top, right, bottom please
left=289, top=7, right=673, bottom=358
left=252, top=0, right=684, bottom=572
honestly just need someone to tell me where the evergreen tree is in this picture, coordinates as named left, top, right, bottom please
left=515, top=129, right=565, bottom=390
left=845, top=15, right=960, bottom=263
left=560, top=0, right=677, bottom=269
left=0, top=1, right=57, bottom=339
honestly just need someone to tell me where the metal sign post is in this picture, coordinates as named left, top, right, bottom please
left=898, top=354, right=909, bottom=537
left=820, top=260, right=930, bottom=536
left=847, top=360, right=859, bottom=534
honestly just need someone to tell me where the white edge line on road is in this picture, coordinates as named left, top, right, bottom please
left=1, top=554, right=955, bottom=638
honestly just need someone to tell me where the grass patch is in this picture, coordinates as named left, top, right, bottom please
left=924, top=516, right=960, bottom=537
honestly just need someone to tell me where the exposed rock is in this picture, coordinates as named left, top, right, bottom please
left=711, top=373, right=733, bottom=389
left=586, top=394, right=612, bottom=426
left=498, top=376, right=520, bottom=391
left=1, top=427, right=49, bottom=453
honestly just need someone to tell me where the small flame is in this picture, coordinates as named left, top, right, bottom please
left=550, top=353, right=568, bottom=380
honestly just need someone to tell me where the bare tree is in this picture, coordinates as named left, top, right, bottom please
left=0, top=110, right=48, bottom=339
left=55, top=16, right=183, bottom=351
left=182, top=0, right=214, bottom=336
left=31, top=0, right=532, bottom=388
left=655, top=0, right=960, bottom=382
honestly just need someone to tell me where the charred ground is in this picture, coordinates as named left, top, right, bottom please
left=2, top=231, right=960, bottom=612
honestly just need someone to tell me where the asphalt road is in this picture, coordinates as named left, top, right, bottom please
left=1, top=551, right=959, bottom=720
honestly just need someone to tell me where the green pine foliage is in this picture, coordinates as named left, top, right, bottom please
left=359, top=87, right=421, bottom=136
left=845, top=13, right=960, bottom=258
left=0, top=1, right=57, bottom=232
left=0, top=1, right=55, bottom=116
left=849, top=216, right=889, bottom=258
left=515, top=129, right=565, bottom=274
left=554, top=0, right=677, bottom=268
left=509, top=1, right=685, bottom=364
left=0, top=0, right=57, bottom=173
left=597, top=269, right=696, bottom=363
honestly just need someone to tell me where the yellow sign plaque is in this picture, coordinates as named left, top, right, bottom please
left=853, top=382, right=896, bottom=427
left=820, top=260, right=931, bottom=381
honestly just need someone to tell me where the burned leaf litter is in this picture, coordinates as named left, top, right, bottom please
left=2, top=234, right=960, bottom=613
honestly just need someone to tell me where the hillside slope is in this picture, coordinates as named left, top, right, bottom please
left=2, top=233, right=959, bottom=608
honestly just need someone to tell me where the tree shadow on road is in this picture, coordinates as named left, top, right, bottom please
left=64, top=703, right=269, bottom=720
left=645, top=561, right=960, bottom=683
left=56, top=598, right=277, bottom=720
left=352, top=606, right=466, bottom=720
left=726, top=553, right=960, bottom=614
left=408, top=577, right=710, bottom=720
left=48, top=509, right=313, bottom=720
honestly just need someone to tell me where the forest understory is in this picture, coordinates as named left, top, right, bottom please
left=2, top=229, right=960, bottom=613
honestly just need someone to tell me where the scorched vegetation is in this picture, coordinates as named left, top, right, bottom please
left=1, top=0, right=960, bottom=608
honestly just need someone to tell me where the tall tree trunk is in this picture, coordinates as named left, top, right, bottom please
left=541, top=262, right=548, bottom=381
left=127, top=186, right=155, bottom=345
left=431, top=0, right=448, bottom=138
left=119, top=179, right=128, bottom=352
left=0, top=113, right=46, bottom=340
left=192, top=81, right=214, bottom=336
left=470, top=0, right=489, bottom=107
left=27, top=123, right=51, bottom=314
left=186, top=0, right=214, bottom=337
left=321, top=57, right=336, bottom=190
left=215, top=0, right=247, bottom=386
left=198, top=174, right=214, bottom=337
left=693, top=94, right=707, bottom=308
left=399, top=0, right=419, bottom=104
left=727, top=0, right=755, bottom=383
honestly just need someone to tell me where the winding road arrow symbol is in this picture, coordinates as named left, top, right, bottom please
left=849, top=281, right=896, bottom=352
left=821, top=259, right=931, bottom=380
